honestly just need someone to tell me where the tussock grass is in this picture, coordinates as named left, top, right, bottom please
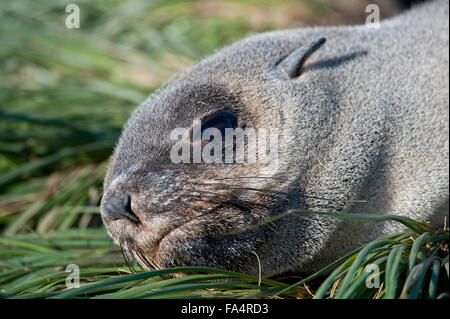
left=0, top=212, right=448, bottom=299
left=0, top=0, right=448, bottom=299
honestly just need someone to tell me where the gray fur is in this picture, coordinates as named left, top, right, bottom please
left=101, top=0, right=449, bottom=276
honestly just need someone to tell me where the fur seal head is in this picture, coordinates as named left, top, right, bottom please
left=100, top=36, right=336, bottom=276
left=100, top=0, right=449, bottom=276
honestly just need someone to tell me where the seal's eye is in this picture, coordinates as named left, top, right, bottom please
left=201, top=113, right=237, bottom=143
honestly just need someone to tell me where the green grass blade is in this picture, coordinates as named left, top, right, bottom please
left=408, top=232, right=431, bottom=273
left=313, top=257, right=355, bottom=299
left=93, top=274, right=231, bottom=299
left=340, top=256, right=388, bottom=299
left=49, top=266, right=287, bottom=299
left=138, top=282, right=261, bottom=299
left=333, top=240, right=393, bottom=298
left=427, top=259, right=441, bottom=299
left=401, top=256, right=438, bottom=299
left=384, top=244, right=408, bottom=299
left=442, top=255, right=449, bottom=279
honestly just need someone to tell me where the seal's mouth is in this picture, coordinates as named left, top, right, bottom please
left=146, top=211, right=212, bottom=262
left=107, top=219, right=203, bottom=270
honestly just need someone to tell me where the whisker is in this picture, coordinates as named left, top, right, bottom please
left=184, top=181, right=290, bottom=200
left=180, top=194, right=268, bottom=210
left=120, top=247, right=138, bottom=273
left=134, top=249, right=156, bottom=270
left=190, top=180, right=366, bottom=203
left=214, top=176, right=295, bottom=183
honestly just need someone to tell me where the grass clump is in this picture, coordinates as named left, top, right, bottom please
left=0, top=211, right=448, bottom=299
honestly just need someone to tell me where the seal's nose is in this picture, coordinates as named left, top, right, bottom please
left=101, top=192, right=140, bottom=224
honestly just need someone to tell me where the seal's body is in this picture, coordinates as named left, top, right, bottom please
left=101, top=0, right=449, bottom=276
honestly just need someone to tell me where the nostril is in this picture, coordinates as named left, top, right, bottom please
left=102, top=193, right=140, bottom=224
left=123, top=195, right=140, bottom=223
left=124, top=195, right=132, bottom=214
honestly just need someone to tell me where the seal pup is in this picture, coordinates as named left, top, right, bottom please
left=101, top=0, right=449, bottom=276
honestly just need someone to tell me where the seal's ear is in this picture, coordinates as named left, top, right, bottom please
left=275, top=37, right=326, bottom=79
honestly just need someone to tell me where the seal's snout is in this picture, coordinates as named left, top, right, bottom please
left=101, top=190, right=140, bottom=224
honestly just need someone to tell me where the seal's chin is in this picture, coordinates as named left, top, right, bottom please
left=103, top=217, right=177, bottom=269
